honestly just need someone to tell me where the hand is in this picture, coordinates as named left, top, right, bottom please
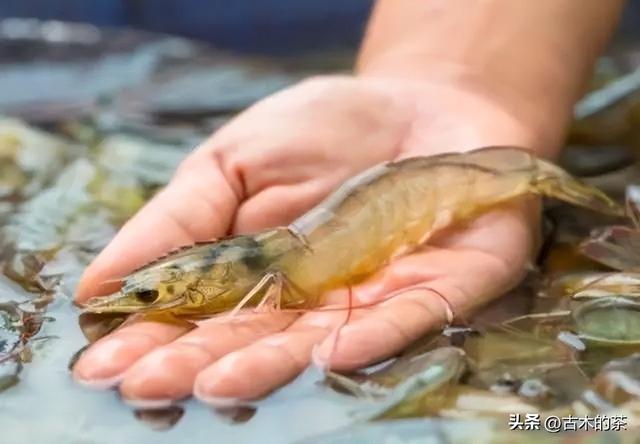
left=72, top=75, right=542, bottom=406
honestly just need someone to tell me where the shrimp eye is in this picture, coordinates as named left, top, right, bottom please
left=135, top=290, right=159, bottom=303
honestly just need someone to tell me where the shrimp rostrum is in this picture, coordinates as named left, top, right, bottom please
left=82, top=146, right=623, bottom=318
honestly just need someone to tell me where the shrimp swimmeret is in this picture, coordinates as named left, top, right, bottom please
left=81, top=146, right=623, bottom=317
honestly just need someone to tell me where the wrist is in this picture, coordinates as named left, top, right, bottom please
left=355, top=0, right=624, bottom=160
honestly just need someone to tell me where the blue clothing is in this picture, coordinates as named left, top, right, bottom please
left=0, top=0, right=372, bottom=54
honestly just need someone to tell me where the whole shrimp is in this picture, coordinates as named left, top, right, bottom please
left=82, top=146, right=622, bottom=317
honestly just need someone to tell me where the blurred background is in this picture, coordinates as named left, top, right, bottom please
left=0, top=0, right=373, bottom=54
left=4, top=0, right=640, bottom=55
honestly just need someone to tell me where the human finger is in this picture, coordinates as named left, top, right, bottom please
left=117, top=311, right=298, bottom=405
left=72, top=321, right=189, bottom=388
left=192, top=310, right=351, bottom=404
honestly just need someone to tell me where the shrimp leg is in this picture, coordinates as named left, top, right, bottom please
left=226, top=272, right=279, bottom=319
left=252, top=272, right=316, bottom=313
left=225, top=270, right=317, bottom=318
left=254, top=274, right=284, bottom=313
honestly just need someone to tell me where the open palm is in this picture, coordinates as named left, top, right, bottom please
left=73, top=76, right=540, bottom=406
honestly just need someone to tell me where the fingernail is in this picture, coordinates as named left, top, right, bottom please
left=194, top=391, right=245, bottom=408
left=74, top=373, right=125, bottom=390
left=122, top=397, right=175, bottom=409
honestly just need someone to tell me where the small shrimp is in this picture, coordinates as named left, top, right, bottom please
left=542, top=272, right=640, bottom=299
left=325, top=346, right=466, bottom=419
left=82, top=146, right=623, bottom=317
left=579, top=184, right=640, bottom=271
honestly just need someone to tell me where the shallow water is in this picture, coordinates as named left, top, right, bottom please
left=1, top=342, right=356, bottom=444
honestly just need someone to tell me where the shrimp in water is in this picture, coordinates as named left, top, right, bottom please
left=82, top=146, right=623, bottom=317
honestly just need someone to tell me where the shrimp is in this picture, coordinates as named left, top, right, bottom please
left=81, top=146, right=623, bottom=317
left=325, top=346, right=466, bottom=419
left=542, top=272, right=640, bottom=300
